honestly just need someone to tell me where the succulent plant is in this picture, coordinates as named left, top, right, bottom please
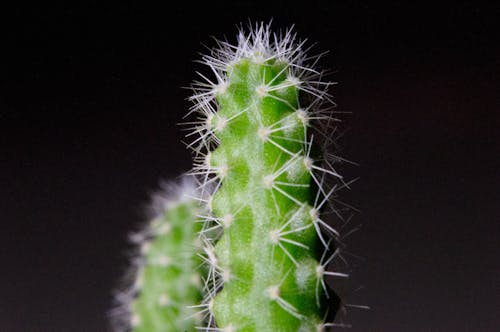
left=112, top=22, right=356, bottom=332
left=112, top=179, right=205, bottom=332
left=186, top=22, right=352, bottom=331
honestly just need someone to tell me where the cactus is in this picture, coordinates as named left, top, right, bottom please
left=187, top=23, right=351, bottom=331
left=111, top=178, right=206, bottom=332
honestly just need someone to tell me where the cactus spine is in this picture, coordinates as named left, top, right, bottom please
left=188, top=23, right=349, bottom=331
left=112, top=179, right=205, bottom=332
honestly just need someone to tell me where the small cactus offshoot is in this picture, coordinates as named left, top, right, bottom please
left=112, top=179, right=205, bottom=332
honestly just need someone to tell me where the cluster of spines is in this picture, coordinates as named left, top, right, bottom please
left=111, top=179, right=206, bottom=332
left=184, top=23, right=357, bottom=331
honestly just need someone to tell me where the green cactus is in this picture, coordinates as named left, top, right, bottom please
left=112, top=179, right=206, bottom=332
left=187, top=23, right=350, bottom=331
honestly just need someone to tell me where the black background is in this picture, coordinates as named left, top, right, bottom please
left=1, top=1, right=499, bottom=331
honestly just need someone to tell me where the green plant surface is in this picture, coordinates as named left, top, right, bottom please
left=188, top=24, right=350, bottom=332
left=115, top=181, right=205, bottom=332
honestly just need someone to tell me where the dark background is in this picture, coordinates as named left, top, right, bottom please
left=1, top=1, right=498, bottom=331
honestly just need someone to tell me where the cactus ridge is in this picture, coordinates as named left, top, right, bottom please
left=186, top=23, right=353, bottom=332
left=111, top=178, right=206, bottom=332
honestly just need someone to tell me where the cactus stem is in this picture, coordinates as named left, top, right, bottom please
left=185, top=22, right=357, bottom=331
